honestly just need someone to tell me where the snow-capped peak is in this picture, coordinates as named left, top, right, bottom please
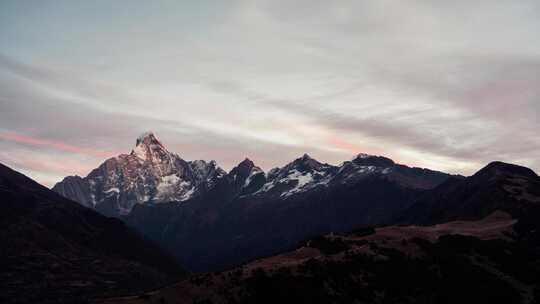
left=131, top=132, right=169, bottom=161
left=289, top=153, right=326, bottom=172
left=135, top=132, right=164, bottom=148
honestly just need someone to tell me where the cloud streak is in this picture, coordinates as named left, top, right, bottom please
left=0, top=132, right=120, bottom=157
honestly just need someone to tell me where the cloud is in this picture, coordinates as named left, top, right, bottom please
left=1, top=0, right=539, bottom=183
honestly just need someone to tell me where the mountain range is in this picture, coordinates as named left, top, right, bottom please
left=3, top=131, right=540, bottom=303
left=53, top=132, right=451, bottom=218
left=53, top=132, right=454, bottom=271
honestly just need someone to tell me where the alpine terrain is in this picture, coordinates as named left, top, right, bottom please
left=54, top=132, right=455, bottom=271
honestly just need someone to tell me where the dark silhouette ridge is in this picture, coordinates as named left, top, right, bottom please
left=0, top=162, right=185, bottom=304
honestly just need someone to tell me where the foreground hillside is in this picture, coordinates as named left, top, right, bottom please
left=96, top=212, right=539, bottom=304
left=0, top=163, right=185, bottom=304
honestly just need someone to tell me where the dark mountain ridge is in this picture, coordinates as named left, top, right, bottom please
left=399, top=161, right=540, bottom=225
left=0, top=163, right=185, bottom=304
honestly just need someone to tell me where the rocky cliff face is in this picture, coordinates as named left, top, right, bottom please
left=53, top=132, right=225, bottom=216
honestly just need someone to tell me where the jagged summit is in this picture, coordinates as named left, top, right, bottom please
left=228, top=158, right=265, bottom=194
left=231, top=158, right=262, bottom=178
left=131, top=132, right=169, bottom=161
left=136, top=132, right=160, bottom=145
left=289, top=153, right=326, bottom=172
left=53, top=133, right=226, bottom=216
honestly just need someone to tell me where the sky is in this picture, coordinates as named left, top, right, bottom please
left=1, top=0, right=539, bottom=187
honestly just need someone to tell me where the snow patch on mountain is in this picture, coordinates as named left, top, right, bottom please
left=105, top=187, right=120, bottom=193
left=180, top=187, right=195, bottom=201
left=358, top=166, right=376, bottom=174
left=156, top=174, right=182, bottom=196
left=280, top=170, right=314, bottom=197
left=244, top=167, right=263, bottom=187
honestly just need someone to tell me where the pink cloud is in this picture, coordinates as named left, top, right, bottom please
left=464, top=78, right=537, bottom=118
left=11, top=156, right=95, bottom=177
left=0, top=132, right=120, bottom=157
left=0, top=151, right=100, bottom=187
left=327, top=136, right=370, bottom=155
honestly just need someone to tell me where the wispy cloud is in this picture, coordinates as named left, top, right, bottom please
left=0, top=132, right=120, bottom=157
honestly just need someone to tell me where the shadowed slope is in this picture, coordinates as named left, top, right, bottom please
left=399, top=161, right=540, bottom=225
left=0, top=163, right=185, bottom=304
